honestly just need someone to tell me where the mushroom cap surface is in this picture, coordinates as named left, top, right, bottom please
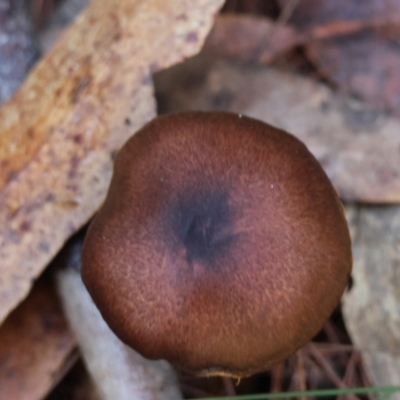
left=82, top=111, right=352, bottom=377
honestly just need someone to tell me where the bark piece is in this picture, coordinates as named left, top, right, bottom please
left=0, top=272, right=76, bottom=400
left=155, top=54, right=400, bottom=202
left=0, top=0, right=224, bottom=325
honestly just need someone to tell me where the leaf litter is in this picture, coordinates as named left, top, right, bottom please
left=2, top=0, right=400, bottom=397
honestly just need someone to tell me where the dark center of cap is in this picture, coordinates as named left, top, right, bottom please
left=171, top=188, right=236, bottom=266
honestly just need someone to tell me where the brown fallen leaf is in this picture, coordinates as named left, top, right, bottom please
left=205, top=13, right=400, bottom=67
left=0, top=271, right=76, bottom=400
left=155, top=53, right=400, bottom=202
left=305, top=28, right=400, bottom=116
left=276, top=0, right=400, bottom=116
left=277, top=0, right=400, bottom=27
left=0, top=0, right=224, bottom=325
left=343, top=205, right=400, bottom=394
left=204, top=14, right=300, bottom=64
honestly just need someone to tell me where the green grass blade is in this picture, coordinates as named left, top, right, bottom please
left=191, top=385, right=400, bottom=400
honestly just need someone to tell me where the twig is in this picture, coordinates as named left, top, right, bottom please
left=222, top=376, right=237, bottom=396
left=343, top=351, right=358, bottom=387
left=312, top=343, right=354, bottom=354
left=309, top=343, right=358, bottom=400
left=276, top=0, right=301, bottom=26
left=271, top=362, right=285, bottom=393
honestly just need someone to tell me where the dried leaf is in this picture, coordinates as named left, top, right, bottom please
left=343, top=205, right=400, bottom=392
left=155, top=54, right=400, bottom=202
left=204, top=14, right=300, bottom=63
left=0, top=272, right=76, bottom=400
left=205, top=12, right=400, bottom=69
left=277, top=0, right=400, bottom=27
left=306, top=29, right=400, bottom=115
left=277, top=0, right=400, bottom=116
left=0, top=0, right=224, bottom=325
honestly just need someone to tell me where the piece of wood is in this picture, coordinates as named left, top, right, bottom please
left=0, top=0, right=224, bottom=325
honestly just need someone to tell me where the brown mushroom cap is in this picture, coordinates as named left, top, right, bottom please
left=81, top=111, right=352, bottom=378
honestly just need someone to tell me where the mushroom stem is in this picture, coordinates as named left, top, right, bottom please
left=56, top=241, right=183, bottom=400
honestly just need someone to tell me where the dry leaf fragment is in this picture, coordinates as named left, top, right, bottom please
left=277, top=0, right=400, bottom=116
left=277, top=0, right=400, bottom=27
left=0, top=0, right=224, bottom=325
left=205, top=12, right=400, bottom=68
left=305, top=29, right=400, bottom=116
left=0, top=272, right=76, bottom=400
left=204, top=14, right=300, bottom=63
left=343, top=205, right=400, bottom=395
left=155, top=54, right=400, bottom=202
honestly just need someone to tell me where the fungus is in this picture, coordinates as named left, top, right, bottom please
left=81, top=111, right=352, bottom=378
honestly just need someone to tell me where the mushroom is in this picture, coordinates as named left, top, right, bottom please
left=81, top=111, right=352, bottom=378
